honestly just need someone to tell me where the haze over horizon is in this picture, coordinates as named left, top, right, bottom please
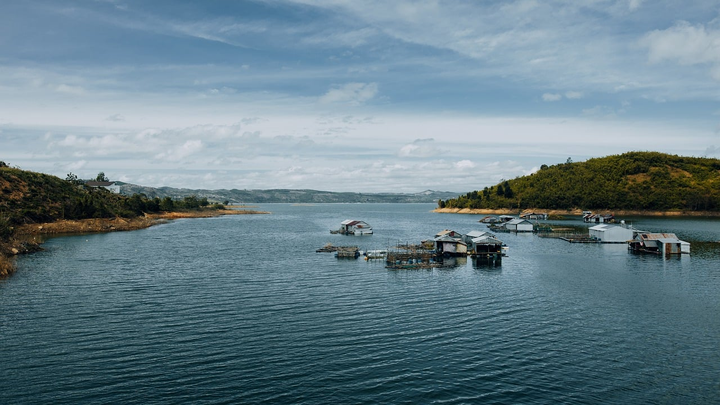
left=2, top=0, right=719, bottom=193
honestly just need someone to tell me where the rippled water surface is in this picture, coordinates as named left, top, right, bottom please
left=2, top=204, right=720, bottom=404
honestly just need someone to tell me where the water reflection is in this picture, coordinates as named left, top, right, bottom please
left=472, top=256, right=503, bottom=270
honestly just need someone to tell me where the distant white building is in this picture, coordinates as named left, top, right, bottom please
left=589, top=224, right=634, bottom=243
left=85, top=181, right=121, bottom=194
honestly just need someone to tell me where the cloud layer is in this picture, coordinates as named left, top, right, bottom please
left=1, top=0, right=719, bottom=192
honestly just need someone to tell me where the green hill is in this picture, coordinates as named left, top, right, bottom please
left=0, top=163, right=222, bottom=232
left=439, top=152, right=720, bottom=211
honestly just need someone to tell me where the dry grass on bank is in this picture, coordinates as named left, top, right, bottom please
left=0, top=255, right=14, bottom=278
left=13, top=209, right=269, bottom=237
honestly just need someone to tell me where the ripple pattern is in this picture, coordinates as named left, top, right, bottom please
left=2, top=204, right=720, bottom=404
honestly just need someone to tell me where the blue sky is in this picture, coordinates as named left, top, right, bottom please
left=2, top=0, right=719, bottom=192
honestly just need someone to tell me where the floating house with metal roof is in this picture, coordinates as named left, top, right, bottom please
left=628, top=233, right=690, bottom=255
left=504, top=218, right=534, bottom=232
left=332, top=219, right=373, bottom=235
left=463, top=230, right=494, bottom=244
left=434, top=229, right=463, bottom=240
left=433, top=235, right=468, bottom=256
left=469, top=235, right=505, bottom=257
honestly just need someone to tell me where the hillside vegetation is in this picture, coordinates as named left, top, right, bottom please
left=0, top=165, right=223, bottom=226
left=0, top=163, right=225, bottom=275
left=439, top=152, right=720, bottom=211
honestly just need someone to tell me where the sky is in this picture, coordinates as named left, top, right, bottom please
left=1, top=0, right=720, bottom=193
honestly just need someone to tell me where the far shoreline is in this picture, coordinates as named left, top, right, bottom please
left=432, top=207, right=720, bottom=217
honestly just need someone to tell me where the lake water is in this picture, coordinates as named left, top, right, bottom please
left=2, top=204, right=719, bottom=404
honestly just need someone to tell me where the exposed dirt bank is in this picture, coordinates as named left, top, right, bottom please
left=433, top=208, right=720, bottom=217
left=0, top=208, right=269, bottom=278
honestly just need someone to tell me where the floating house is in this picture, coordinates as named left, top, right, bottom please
left=434, top=235, right=468, bottom=256
left=583, top=212, right=615, bottom=223
left=499, top=215, right=516, bottom=222
left=333, top=219, right=373, bottom=235
left=469, top=235, right=504, bottom=257
left=479, top=216, right=501, bottom=224
left=628, top=233, right=690, bottom=255
left=588, top=224, right=635, bottom=243
left=434, top=229, right=463, bottom=240
left=463, top=230, right=494, bottom=245
left=504, top=218, right=534, bottom=232
left=520, top=212, right=548, bottom=220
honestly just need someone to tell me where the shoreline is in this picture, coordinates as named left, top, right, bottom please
left=432, top=208, right=720, bottom=217
left=0, top=208, right=269, bottom=277
left=13, top=209, right=270, bottom=237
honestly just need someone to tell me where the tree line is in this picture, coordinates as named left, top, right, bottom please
left=1, top=165, right=224, bottom=233
left=440, top=152, right=720, bottom=211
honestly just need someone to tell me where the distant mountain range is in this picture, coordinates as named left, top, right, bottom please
left=117, top=184, right=461, bottom=204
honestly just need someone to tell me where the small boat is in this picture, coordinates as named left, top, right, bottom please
left=364, top=249, right=388, bottom=259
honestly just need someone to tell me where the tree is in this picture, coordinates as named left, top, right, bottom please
left=65, top=172, right=83, bottom=185
left=160, top=197, right=175, bottom=211
left=503, top=181, right=514, bottom=199
left=96, top=172, right=109, bottom=182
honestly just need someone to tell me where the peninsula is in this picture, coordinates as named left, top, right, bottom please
left=437, top=152, right=720, bottom=216
left=0, top=163, right=267, bottom=277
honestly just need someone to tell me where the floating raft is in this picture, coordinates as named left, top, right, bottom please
left=316, top=243, right=358, bottom=253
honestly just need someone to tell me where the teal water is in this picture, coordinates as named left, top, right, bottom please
left=2, top=204, right=719, bottom=404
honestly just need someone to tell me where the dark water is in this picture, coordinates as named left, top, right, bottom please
left=2, top=204, right=719, bottom=404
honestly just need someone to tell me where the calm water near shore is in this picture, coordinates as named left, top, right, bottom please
left=2, top=203, right=719, bottom=404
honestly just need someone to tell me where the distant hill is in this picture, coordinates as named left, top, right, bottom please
left=118, top=184, right=460, bottom=204
left=440, top=152, right=720, bottom=211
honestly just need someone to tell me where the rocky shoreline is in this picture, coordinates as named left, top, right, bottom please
left=0, top=208, right=269, bottom=278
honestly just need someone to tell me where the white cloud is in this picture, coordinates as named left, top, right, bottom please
left=55, top=84, right=85, bottom=95
left=398, top=138, right=445, bottom=158
left=643, top=21, right=720, bottom=80
left=628, top=0, right=644, bottom=11
left=319, top=82, right=379, bottom=105
left=565, top=91, right=584, bottom=99
left=542, top=93, right=562, bottom=102
left=104, top=114, right=126, bottom=122
left=582, top=105, right=619, bottom=118
left=454, top=160, right=475, bottom=170
left=154, top=139, right=204, bottom=162
left=66, top=160, right=88, bottom=171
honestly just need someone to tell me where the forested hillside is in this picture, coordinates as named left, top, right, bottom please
left=0, top=163, right=221, bottom=229
left=439, top=152, right=720, bottom=211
